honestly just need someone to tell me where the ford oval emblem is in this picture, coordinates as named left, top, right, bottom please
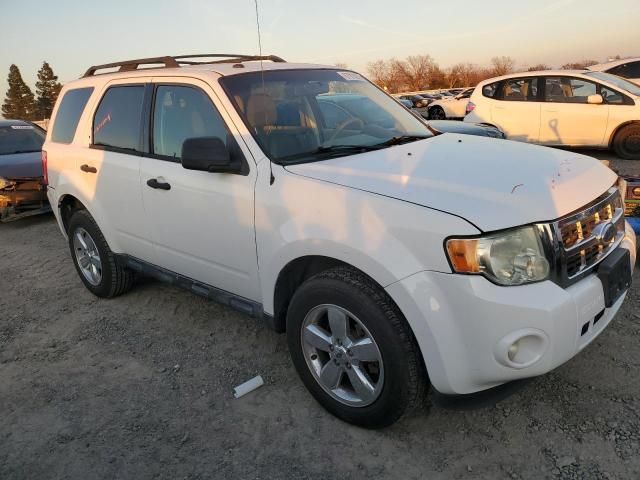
left=593, top=221, right=616, bottom=246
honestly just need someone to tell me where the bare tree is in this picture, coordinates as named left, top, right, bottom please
left=491, top=56, right=515, bottom=76
left=448, top=63, right=482, bottom=87
left=561, top=59, right=598, bottom=70
left=527, top=64, right=551, bottom=71
left=394, top=55, right=439, bottom=91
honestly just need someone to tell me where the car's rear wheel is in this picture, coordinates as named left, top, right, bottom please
left=67, top=209, right=134, bottom=298
left=429, top=106, right=446, bottom=120
left=286, top=267, right=427, bottom=428
left=613, top=124, right=640, bottom=160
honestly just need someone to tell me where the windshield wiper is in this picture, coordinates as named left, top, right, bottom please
left=279, top=144, right=383, bottom=163
left=372, top=135, right=431, bottom=147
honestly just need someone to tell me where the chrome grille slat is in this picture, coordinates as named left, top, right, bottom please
left=552, top=187, right=625, bottom=286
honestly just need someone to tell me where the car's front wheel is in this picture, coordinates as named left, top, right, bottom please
left=67, top=209, right=134, bottom=298
left=286, top=267, right=427, bottom=428
left=613, top=124, right=640, bottom=160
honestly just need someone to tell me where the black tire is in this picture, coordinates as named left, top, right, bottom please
left=286, top=267, right=427, bottom=428
left=428, top=106, right=446, bottom=120
left=67, top=209, right=134, bottom=298
left=612, top=124, right=640, bottom=160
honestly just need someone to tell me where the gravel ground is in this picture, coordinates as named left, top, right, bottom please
left=1, top=154, right=639, bottom=480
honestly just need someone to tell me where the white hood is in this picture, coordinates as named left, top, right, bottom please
left=285, top=134, right=617, bottom=232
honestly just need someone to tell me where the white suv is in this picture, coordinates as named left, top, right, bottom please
left=465, top=70, right=640, bottom=159
left=44, top=54, right=637, bottom=428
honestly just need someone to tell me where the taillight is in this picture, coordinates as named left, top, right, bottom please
left=41, top=150, right=48, bottom=186
left=465, top=101, right=476, bottom=115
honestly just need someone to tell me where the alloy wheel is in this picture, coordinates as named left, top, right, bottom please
left=73, top=227, right=102, bottom=286
left=300, top=304, right=384, bottom=407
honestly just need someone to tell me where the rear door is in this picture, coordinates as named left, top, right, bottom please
left=539, top=76, right=609, bottom=146
left=490, top=77, right=543, bottom=142
left=139, top=78, right=260, bottom=301
left=82, top=81, right=156, bottom=263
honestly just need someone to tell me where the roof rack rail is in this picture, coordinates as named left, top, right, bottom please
left=82, top=54, right=286, bottom=77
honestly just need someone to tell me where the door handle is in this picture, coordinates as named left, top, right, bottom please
left=146, top=178, right=171, bottom=190
left=80, top=164, right=97, bottom=173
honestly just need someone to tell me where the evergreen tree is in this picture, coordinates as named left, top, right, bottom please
left=35, top=61, right=62, bottom=120
left=2, top=64, right=36, bottom=120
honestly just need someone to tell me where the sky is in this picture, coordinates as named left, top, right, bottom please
left=1, top=0, right=639, bottom=104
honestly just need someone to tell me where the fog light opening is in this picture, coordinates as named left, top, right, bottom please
left=494, top=330, right=548, bottom=369
left=508, top=341, right=519, bottom=362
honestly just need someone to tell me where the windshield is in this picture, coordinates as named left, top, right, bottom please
left=0, top=124, right=45, bottom=156
left=584, top=71, right=640, bottom=96
left=221, top=69, right=432, bottom=164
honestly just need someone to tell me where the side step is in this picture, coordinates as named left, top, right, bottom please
left=119, top=255, right=262, bottom=318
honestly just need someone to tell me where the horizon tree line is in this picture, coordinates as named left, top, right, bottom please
left=364, top=55, right=604, bottom=94
left=2, top=62, right=62, bottom=121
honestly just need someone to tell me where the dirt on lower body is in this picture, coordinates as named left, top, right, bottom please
left=1, top=213, right=640, bottom=479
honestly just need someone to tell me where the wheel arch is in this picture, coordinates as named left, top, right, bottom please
left=270, top=255, right=404, bottom=334
left=58, top=194, right=88, bottom=233
left=608, top=120, right=640, bottom=147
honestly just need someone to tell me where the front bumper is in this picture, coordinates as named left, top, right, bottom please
left=387, top=227, right=636, bottom=395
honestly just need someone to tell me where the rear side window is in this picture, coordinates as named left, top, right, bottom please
left=93, top=86, right=145, bottom=151
left=500, top=78, right=539, bottom=101
left=51, top=87, right=94, bottom=143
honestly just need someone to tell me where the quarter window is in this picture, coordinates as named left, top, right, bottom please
left=544, top=77, right=597, bottom=103
left=482, top=82, right=500, bottom=98
left=51, top=87, right=94, bottom=143
left=93, top=86, right=145, bottom=151
left=152, top=85, right=228, bottom=160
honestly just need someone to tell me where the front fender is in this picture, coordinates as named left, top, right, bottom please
left=256, top=162, right=479, bottom=313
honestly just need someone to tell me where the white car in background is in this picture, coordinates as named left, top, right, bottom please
left=427, top=88, right=474, bottom=120
left=465, top=70, right=640, bottom=159
left=588, top=57, right=640, bottom=86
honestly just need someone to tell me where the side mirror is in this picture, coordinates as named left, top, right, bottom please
left=181, top=137, right=241, bottom=173
left=587, top=94, right=604, bottom=105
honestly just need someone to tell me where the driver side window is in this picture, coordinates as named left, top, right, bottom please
left=152, top=85, right=228, bottom=160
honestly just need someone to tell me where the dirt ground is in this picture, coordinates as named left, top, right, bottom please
left=1, top=154, right=640, bottom=480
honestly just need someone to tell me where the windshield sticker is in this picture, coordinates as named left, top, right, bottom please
left=10, top=125, right=34, bottom=129
left=336, top=71, right=365, bottom=82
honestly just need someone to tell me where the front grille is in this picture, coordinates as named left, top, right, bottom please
left=552, top=187, right=625, bottom=284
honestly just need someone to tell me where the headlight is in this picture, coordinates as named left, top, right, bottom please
left=0, top=177, right=17, bottom=190
left=446, top=226, right=550, bottom=286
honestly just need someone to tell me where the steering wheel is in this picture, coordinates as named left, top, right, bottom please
left=326, top=117, right=364, bottom=145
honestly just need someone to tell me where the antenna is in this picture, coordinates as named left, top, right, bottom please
left=254, top=0, right=275, bottom=185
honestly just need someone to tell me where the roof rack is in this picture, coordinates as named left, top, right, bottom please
left=82, top=54, right=286, bottom=77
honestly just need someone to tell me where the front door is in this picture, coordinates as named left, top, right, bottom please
left=539, top=76, right=610, bottom=146
left=139, top=79, right=260, bottom=301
